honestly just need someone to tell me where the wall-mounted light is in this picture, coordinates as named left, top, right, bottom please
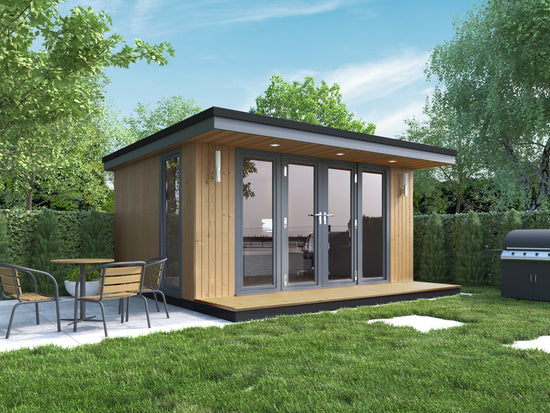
left=215, top=150, right=221, bottom=182
left=403, top=172, right=409, bottom=196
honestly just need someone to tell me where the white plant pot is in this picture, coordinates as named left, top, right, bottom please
left=64, top=280, right=100, bottom=297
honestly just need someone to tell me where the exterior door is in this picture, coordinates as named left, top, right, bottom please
left=237, top=149, right=386, bottom=294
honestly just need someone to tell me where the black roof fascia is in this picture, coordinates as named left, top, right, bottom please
left=103, top=106, right=457, bottom=166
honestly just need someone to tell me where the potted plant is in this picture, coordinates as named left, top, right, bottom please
left=64, top=265, right=101, bottom=297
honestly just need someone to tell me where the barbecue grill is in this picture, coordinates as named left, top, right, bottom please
left=501, top=229, right=550, bottom=301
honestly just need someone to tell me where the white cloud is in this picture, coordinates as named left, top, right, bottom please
left=373, top=100, right=427, bottom=138
left=323, top=51, right=430, bottom=104
left=175, top=0, right=352, bottom=28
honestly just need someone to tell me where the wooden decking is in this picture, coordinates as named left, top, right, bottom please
left=196, top=281, right=460, bottom=315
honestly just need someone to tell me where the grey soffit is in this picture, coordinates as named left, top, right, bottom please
left=103, top=106, right=457, bottom=170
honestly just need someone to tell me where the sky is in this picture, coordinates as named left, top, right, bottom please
left=62, top=0, right=477, bottom=138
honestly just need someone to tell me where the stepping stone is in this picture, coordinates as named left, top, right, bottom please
left=368, top=315, right=464, bottom=333
left=509, top=336, right=550, bottom=353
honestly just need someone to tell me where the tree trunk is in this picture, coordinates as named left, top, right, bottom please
left=534, top=138, right=550, bottom=209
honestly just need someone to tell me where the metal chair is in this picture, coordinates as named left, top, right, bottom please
left=0, top=263, right=61, bottom=339
left=142, top=257, right=169, bottom=318
left=74, top=261, right=149, bottom=337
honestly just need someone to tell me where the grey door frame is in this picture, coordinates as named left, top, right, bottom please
left=236, top=148, right=389, bottom=295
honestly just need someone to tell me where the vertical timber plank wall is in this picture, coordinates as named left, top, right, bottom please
left=194, top=143, right=235, bottom=300
left=389, top=167, right=414, bottom=283
left=113, top=155, right=160, bottom=261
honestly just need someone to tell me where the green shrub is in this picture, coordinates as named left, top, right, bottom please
left=0, top=213, right=11, bottom=263
left=81, top=210, right=110, bottom=258
left=28, top=209, right=64, bottom=294
left=455, top=211, right=486, bottom=285
left=414, top=210, right=550, bottom=286
left=419, top=213, right=447, bottom=283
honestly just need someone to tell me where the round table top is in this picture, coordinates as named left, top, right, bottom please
left=50, top=258, right=115, bottom=265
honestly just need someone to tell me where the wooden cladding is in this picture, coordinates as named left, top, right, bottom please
left=113, top=155, right=160, bottom=262
left=188, top=143, right=235, bottom=300
left=389, top=167, right=414, bottom=283
left=113, top=142, right=416, bottom=300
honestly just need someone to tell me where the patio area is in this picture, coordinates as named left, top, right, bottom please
left=0, top=295, right=231, bottom=353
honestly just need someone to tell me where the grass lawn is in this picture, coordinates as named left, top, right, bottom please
left=1, top=287, right=550, bottom=412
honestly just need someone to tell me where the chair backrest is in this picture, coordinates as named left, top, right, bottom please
left=143, top=258, right=167, bottom=289
left=0, top=264, right=21, bottom=300
left=98, top=262, right=145, bottom=298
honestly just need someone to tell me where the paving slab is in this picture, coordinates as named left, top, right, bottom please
left=368, top=314, right=465, bottom=333
left=509, top=336, right=550, bottom=353
left=0, top=296, right=230, bottom=352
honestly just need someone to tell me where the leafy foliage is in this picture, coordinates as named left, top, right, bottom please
left=0, top=1, right=174, bottom=210
left=418, top=0, right=550, bottom=211
left=254, top=75, right=376, bottom=134
left=123, top=96, right=202, bottom=141
left=415, top=209, right=550, bottom=286
left=0, top=214, right=10, bottom=263
left=28, top=209, right=63, bottom=293
left=81, top=210, right=110, bottom=258
left=419, top=214, right=447, bottom=283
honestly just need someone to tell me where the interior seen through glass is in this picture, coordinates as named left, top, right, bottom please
left=288, top=163, right=315, bottom=283
left=362, top=172, right=383, bottom=278
left=327, top=168, right=352, bottom=281
left=242, top=158, right=274, bottom=287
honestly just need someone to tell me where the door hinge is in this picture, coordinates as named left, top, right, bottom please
left=355, top=173, right=358, bottom=184
left=283, top=166, right=287, bottom=177
left=284, top=274, right=288, bottom=286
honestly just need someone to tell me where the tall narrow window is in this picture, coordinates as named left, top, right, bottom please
left=242, top=158, right=274, bottom=287
left=362, top=172, right=384, bottom=278
left=162, top=154, right=181, bottom=290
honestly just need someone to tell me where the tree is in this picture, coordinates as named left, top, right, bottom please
left=254, top=75, right=376, bottom=134
left=0, top=1, right=174, bottom=209
left=124, top=96, right=202, bottom=141
left=81, top=210, right=110, bottom=258
left=425, top=0, right=550, bottom=210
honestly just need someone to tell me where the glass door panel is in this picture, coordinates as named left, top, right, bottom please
left=327, top=167, right=353, bottom=282
left=161, top=153, right=181, bottom=291
left=362, top=172, right=384, bottom=278
left=242, top=158, right=274, bottom=287
left=287, top=163, right=315, bottom=284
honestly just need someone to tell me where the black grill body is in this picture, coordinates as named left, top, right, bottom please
left=501, top=229, right=550, bottom=301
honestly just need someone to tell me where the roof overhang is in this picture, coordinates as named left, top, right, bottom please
left=103, top=107, right=456, bottom=171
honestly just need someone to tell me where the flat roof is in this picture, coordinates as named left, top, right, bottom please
left=103, top=106, right=456, bottom=170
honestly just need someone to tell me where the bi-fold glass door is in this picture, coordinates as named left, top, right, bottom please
left=236, top=150, right=386, bottom=294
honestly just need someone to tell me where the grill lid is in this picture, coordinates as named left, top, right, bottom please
left=503, top=229, right=550, bottom=251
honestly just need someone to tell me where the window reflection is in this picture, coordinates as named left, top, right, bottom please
left=242, top=159, right=274, bottom=287
left=362, top=172, right=383, bottom=278
left=288, top=163, right=315, bottom=283
left=328, top=168, right=352, bottom=281
left=164, top=156, right=180, bottom=288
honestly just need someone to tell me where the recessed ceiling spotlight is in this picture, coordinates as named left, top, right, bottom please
left=388, top=160, right=397, bottom=163
left=336, top=152, right=345, bottom=156
left=269, top=143, right=280, bottom=147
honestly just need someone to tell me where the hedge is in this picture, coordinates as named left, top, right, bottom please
left=0, top=209, right=113, bottom=293
left=414, top=210, right=550, bottom=286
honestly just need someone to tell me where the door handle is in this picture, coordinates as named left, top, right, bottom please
left=308, top=213, right=323, bottom=224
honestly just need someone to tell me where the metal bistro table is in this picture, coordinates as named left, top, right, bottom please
left=50, top=258, right=114, bottom=322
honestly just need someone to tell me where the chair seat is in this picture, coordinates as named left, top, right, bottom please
left=18, top=293, right=56, bottom=302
